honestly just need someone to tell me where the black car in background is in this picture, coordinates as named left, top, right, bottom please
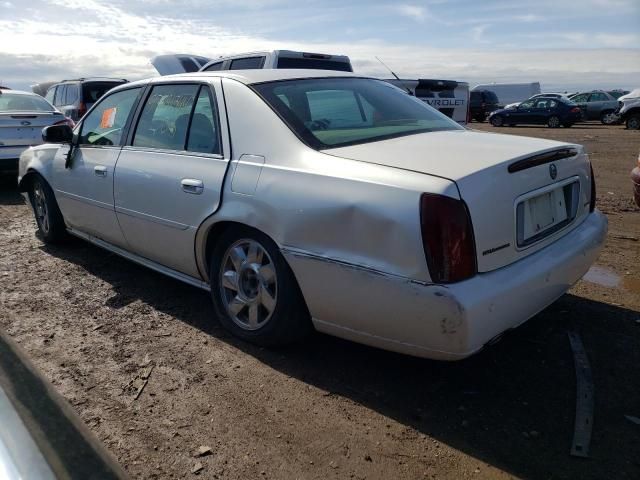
left=44, top=78, right=128, bottom=121
left=469, top=89, right=501, bottom=122
left=489, top=96, right=582, bottom=128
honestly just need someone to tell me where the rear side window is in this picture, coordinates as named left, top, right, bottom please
left=276, top=57, right=352, bottom=72
left=203, top=62, right=224, bottom=72
left=54, top=85, right=67, bottom=106
left=65, top=84, right=79, bottom=104
left=229, top=57, right=265, bottom=70
left=133, top=84, right=199, bottom=151
left=186, top=87, right=221, bottom=155
left=79, top=87, right=141, bottom=146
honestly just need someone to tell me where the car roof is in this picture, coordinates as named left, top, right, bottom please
left=58, top=77, right=128, bottom=84
left=122, top=69, right=366, bottom=89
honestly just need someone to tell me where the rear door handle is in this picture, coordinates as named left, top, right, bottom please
left=94, top=165, right=108, bottom=177
left=181, top=178, right=204, bottom=194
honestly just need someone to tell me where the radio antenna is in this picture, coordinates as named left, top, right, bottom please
left=375, top=56, right=413, bottom=95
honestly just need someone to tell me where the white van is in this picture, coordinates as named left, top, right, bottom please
left=151, top=51, right=353, bottom=75
left=471, top=82, right=541, bottom=106
left=386, top=79, right=470, bottom=125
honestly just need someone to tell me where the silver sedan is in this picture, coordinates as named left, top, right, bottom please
left=17, top=70, right=606, bottom=360
left=0, top=88, right=73, bottom=177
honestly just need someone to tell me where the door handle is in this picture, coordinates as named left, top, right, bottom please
left=94, top=165, right=108, bottom=177
left=181, top=178, right=204, bottom=194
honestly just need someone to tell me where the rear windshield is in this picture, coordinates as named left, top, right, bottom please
left=82, top=82, right=125, bottom=104
left=276, top=57, right=353, bottom=72
left=0, top=93, right=55, bottom=112
left=253, top=77, right=462, bottom=150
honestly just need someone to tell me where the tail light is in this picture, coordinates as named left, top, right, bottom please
left=54, top=117, right=75, bottom=128
left=420, top=193, right=477, bottom=283
left=78, top=102, right=87, bottom=118
left=589, top=164, right=596, bottom=212
left=570, top=107, right=581, bottom=113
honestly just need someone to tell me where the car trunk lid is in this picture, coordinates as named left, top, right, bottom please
left=326, top=129, right=593, bottom=273
left=0, top=112, right=64, bottom=147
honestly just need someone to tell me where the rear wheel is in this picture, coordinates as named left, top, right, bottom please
left=626, top=115, right=640, bottom=130
left=547, top=116, right=561, bottom=128
left=490, top=115, right=504, bottom=127
left=600, top=110, right=617, bottom=125
left=209, top=226, right=311, bottom=346
left=28, top=175, right=67, bottom=243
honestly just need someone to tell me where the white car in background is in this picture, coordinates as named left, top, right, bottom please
left=18, top=70, right=606, bottom=360
left=0, top=88, right=73, bottom=177
left=504, top=93, right=571, bottom=110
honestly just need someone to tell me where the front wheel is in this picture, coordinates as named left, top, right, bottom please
left=28, top=175, right=67, bottom=243
left=490, top=115, right=504, bottom=127
left=626, top=115, right=640, bottom=130
left=547, top=116, right=561, bottom=128
left=209, top=226, right=311, bottom=346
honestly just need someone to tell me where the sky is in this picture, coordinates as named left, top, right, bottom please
left=0, top=0, right=638, bottom=92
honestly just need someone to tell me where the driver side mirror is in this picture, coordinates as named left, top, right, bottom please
left=42, top=124, right=73, bottom=144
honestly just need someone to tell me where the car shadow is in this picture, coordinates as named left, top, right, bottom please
left=0, top=176, right=25, bottom=205
left=39, top=239, right=640, bottom=479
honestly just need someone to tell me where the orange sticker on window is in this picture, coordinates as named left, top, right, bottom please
left=100, top=107, right=116, bottom=128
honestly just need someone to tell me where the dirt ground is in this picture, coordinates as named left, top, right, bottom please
left=1, top=122, right=639, bottom=480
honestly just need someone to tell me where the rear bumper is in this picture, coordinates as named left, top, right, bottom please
left=291, top=210, right=607, bottom=360
left=632, top=167, right=640, bottom=207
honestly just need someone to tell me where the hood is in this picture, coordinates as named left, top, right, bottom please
left=619, top=88, right=640, bottom=102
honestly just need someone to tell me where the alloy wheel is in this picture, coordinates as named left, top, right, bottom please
left=219, top=239, right=277, bottom=330
left=548, top=116, right=560, bottom=128
left=33, top=182, right=50, bottom=234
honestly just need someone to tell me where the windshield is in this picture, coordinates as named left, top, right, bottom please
left=253, top=77, right=462, bottom=149
left=0, top=93, right=55, bottom=112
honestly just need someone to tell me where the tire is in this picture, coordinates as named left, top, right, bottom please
left=474, top=115, right=485, bottom=123
left=547, top=116, right=561, bottom=128
left=490, top=115, right=503, bottom=127
left=626, top=115, right=640, bottom=130
left=28, top=174, right=67, bottom=243
left=209, top=225, right=311, bottom=347
left=600, top=110, right=616, bottom=125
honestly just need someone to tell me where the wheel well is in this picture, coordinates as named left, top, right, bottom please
left=17, top=169, right=39, bottom=193
left=623, top=107, right=640, bottom=119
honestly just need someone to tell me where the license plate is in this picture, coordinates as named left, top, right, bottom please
left=521, top=187, right=568, bottom=241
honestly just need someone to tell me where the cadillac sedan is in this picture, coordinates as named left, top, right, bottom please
left=18, top=70, right=607, bottom=360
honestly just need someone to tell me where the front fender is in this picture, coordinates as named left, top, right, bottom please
left=17, top=144, right=60, bottom=192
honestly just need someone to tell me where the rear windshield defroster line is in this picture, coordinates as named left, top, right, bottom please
left=251, top=77, right=463, bottom=150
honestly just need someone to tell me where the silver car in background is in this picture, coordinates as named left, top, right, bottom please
left=0, top=89, right=73, bottom=177
left=17, top=70, right=606, bottom=360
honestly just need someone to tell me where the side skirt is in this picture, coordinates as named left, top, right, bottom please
left=66, top=227, right=211, bottom=292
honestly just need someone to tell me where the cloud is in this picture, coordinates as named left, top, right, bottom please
left=395, top=4, right=429, bottom=22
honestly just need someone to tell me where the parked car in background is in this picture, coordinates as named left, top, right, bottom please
left=386, top=78, right=469, bottom=125
left=489, top=96, right=581, bottom=128
left=504, top=93, right=570, bottom=110
left=0, top=88, right=73, bottom=177
left=472, top=82, right=541, bottom=106
left=617, top=88, right=640, bottom=130
left=608, top=89, right=630, bottom=100
left=152, top=50, right=353, bottom=74
left=469, top=89, right=501, bottom=122
left=568, top=90, right=620, bottom=124
left=18, top=69, right=606, bottom=360
left=44, top=78, right=128, bottom=121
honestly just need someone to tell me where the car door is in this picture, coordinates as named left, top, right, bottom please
left=528, top=98, right=551, bottom=124
left=52, top=86, right=143, bottom=248
left=586, top=92, right=607, bottom=119
left=114, top=80, right=230, bottom=278
left=508, top=99, right=535, bottom=123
